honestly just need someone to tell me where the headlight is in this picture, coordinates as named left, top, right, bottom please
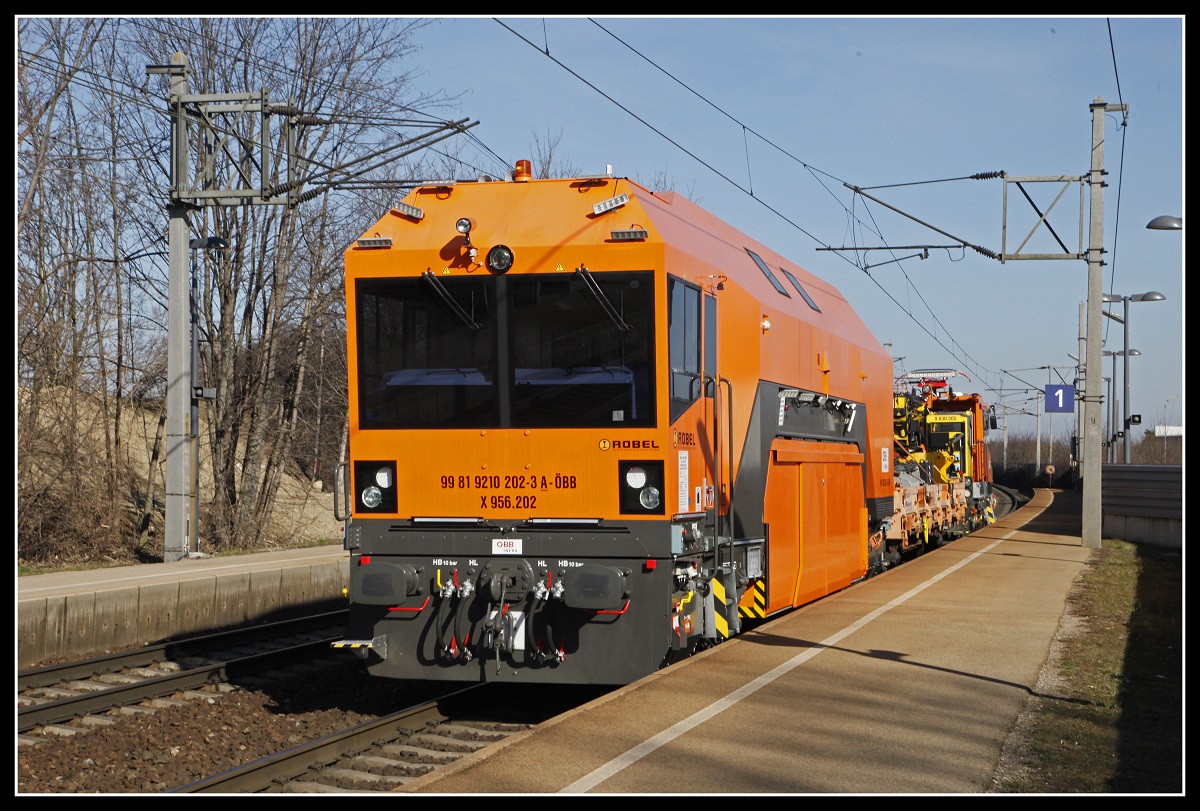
left=618, top=460, right=665, bottom=515
left=362, top=486, right=383, bottom=508
left=639, top=486, right=661, bottom=510
left=486, top=244, right=514, bottom=274
left=353, top=460, right=397, bottom=513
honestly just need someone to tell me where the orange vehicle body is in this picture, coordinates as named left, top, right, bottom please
left=332, top=162, right=965, bottom=685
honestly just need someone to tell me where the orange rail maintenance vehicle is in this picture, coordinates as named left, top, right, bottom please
left=332, top=161, right=991, bottom=685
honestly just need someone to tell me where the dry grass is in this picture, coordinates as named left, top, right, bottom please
left=17, top=386, right=342, bottom=574
left=993, top=539, right=1183, bottom=794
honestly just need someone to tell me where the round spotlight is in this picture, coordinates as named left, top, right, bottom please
left=638, top=486, right=661, bottom=510
left=456, top=217, right=475, bottom=235
left=625, top=467, right=647, bottom=489
left=361, top=486, right=383, bottom=509
left=375, top=467, right=393, bottom=488
left=486, top=244, right=514, bottom=274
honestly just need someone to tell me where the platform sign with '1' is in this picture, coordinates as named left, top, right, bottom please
left=1045, top=384, right=1075, bottom=414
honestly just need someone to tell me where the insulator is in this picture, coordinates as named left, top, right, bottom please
left=270, top=104, right=301, bottom=116
left=296, top=188, right=323, bottom=204
left=972, top=245, right=1000, bottom=260
left=971, top=170, right=1004, bottom=180
left=294, top=115, right=328, bottom=126
left=266, top=182, right=293, bottom=197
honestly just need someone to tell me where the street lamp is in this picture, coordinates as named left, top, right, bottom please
left=1146, top=215, right=1182, bottom=231
left=187, top=236, right=229, bottom=556
left=1101, top=292, right=1165, bottom=463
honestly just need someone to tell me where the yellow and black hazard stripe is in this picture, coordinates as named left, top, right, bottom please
left=710, top=575, right=733, bottom=639
left=737, top=578, right=767, bottom=621
left=331, top=635, right=387, bottom=658
left=331, top=639, right=375, bottom=650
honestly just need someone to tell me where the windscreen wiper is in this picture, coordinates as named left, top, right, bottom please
left=576, top=265, right=633, bottom=333
left=421, top=271, right=481, bottom=330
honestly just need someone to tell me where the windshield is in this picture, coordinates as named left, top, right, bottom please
left=356, top=271, right=656, bottom=429
left=928, top=419, right=967, bottom=452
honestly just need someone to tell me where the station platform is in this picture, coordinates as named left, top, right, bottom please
left=397, top=488, right=1094, bottom=794
left=17, top=544, right=348, bottom=668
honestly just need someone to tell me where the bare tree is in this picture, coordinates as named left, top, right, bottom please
left=126, top=18, right=456, bottom=549
left=17, top=18, right=134, bottom=564
left=636, top=168, right=698, bottom=202
left=529, top=127, right=581, bottom=179
left=18, top=17, right=460, bottom=561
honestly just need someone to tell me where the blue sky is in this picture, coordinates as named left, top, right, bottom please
left=406, top=16, right=1184, bottom=443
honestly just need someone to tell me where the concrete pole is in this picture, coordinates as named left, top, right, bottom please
left=1077, top=302, right=1086, bottom=486
left=1002, top=395, right=1008, bottom=472
left=166, top=205, right=191, bottom=562
left=1047, top=368, right=1053, bottom=481
left=1081, top=97, right=1124, bottom=548
left=1107, top=373, right=1115, bottom=463
left=1035, top=408, right=1041, bottom=474
left=191, top=249, right=201, bottom=555
left=1122, top=297, right=1132, bottom=463
left=164, top=52, right=192, bottom=563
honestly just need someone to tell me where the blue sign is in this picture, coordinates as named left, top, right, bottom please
left=1045, top=384, right=1075, bottom=413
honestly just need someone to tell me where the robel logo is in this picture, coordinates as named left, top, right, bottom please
left=599, top=438, right=660, bottom=450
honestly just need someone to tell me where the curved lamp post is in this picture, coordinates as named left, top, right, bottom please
left=1102, top=350, right=1141, bottom=462
left=1101, top=293, right=1165, bottom=462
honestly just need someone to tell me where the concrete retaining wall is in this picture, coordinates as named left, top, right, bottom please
left=17, top=557, right=348, bottom=670
left=1101, top=464, right=1182, bottom=548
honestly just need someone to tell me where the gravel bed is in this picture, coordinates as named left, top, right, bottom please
left=17, top=659, right=452, bottom=794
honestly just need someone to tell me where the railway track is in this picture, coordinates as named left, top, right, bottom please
left=172, top=684, right=568, bottom=793
left=991, top=484, right=1027, bottom=520
left=18, top=608, right=604, bottom=794
left=18, top=611, right=349, bottom=740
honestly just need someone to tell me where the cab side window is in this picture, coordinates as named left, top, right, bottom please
left=668, top=276, right=701, bottom=422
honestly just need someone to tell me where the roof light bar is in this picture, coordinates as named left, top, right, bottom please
left=611, top=229, right=648, bottom=241
left=390, top=202, right=425, bottom=221
left=356, top=237, right=393, bottom=249
left=593, top=193, right=629, bottom=216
